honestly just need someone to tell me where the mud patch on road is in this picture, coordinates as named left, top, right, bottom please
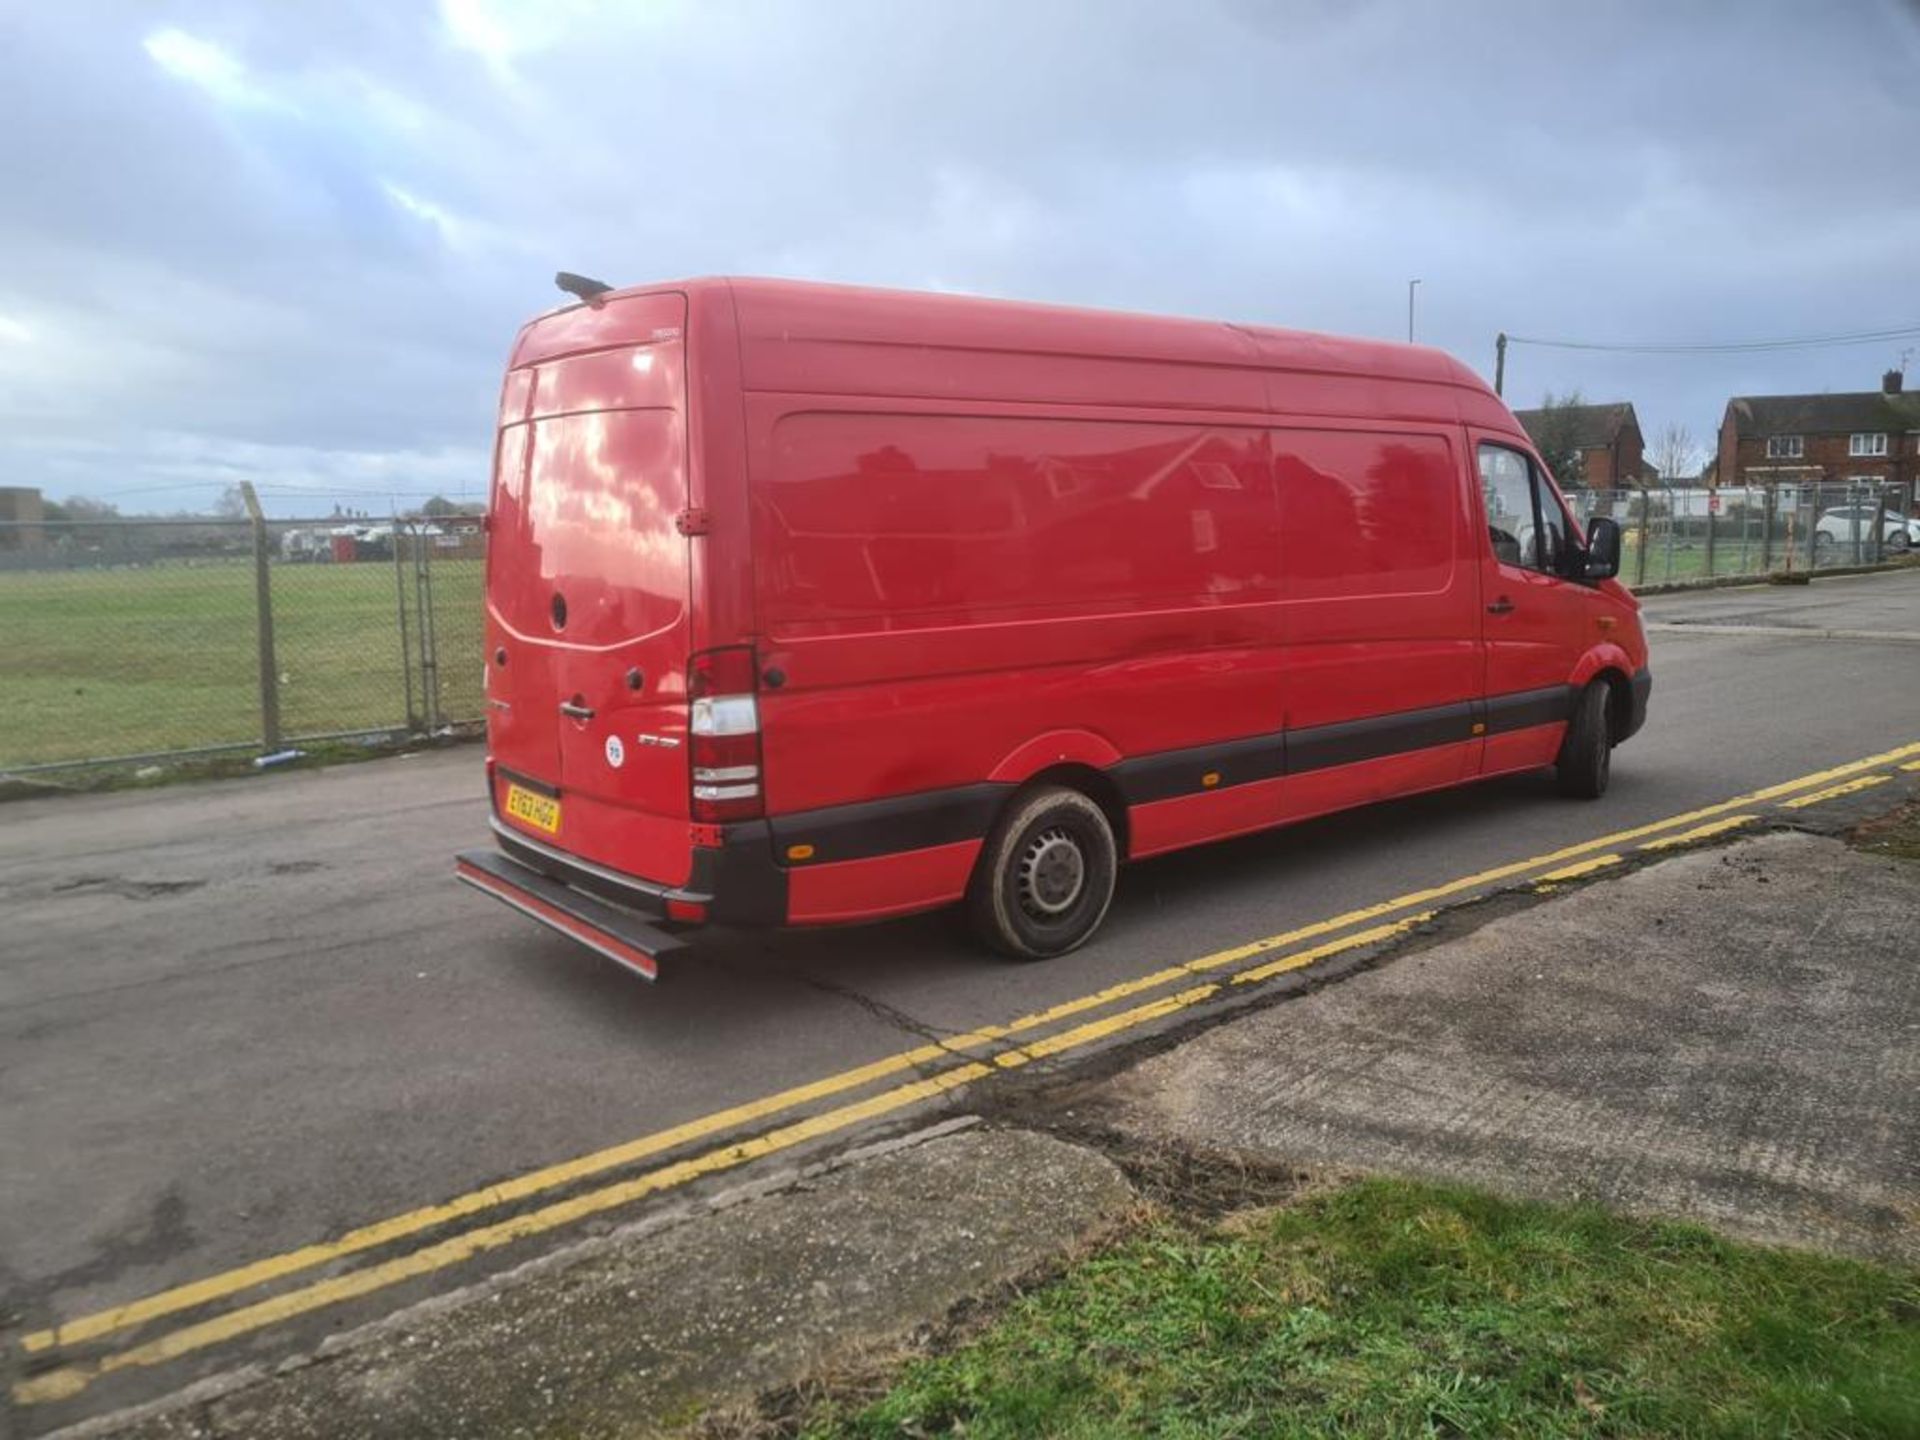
left=50, top=876, right=208, bottom=901
left=1851, top=797, right=1920, bottom=861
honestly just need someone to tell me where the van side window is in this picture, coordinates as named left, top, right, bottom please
left=1530, top=466, right=1570, bottom=574
left=1478, top=444, right=1544, bottom=571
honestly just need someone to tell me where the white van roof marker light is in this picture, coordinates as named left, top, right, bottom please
left=554, top=271, right=614, bottom=308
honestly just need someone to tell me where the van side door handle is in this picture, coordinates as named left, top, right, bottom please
left=1486, top=596, right=1515, bottom=615
left=558, top=699, right=596, bottom=720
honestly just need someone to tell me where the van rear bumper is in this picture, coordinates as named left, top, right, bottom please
left=487, top=814, right=789, bottom=927
left=455, top=849, right=688, bottom=981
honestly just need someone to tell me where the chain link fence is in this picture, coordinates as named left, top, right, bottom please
left=1567, top=479, right=1916, bottom=589
left=0, top=513, right=486, bottom=774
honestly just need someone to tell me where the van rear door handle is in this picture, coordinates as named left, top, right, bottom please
left=1486, top=596, right=1515, bottom=615
left=558, top=700, right=595, bottom=720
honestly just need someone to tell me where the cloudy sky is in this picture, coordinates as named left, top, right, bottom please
left=3, top=0, right=1916, bottom=516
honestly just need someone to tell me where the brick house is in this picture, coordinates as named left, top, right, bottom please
left=1511, top=401, right=1645, bottom=490
left=1716, top=370, right=1920, bottom=508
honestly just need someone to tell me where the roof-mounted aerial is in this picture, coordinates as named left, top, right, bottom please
left=554, top=272, right=615, bottom=307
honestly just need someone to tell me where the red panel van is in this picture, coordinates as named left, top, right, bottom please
left=456, top=278, right=1649, bottom=978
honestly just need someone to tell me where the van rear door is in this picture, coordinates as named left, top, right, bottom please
left=485, top=292, right=696, bottom=888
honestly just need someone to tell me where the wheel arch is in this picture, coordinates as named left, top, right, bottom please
left=1573, top=662, right=1635, bottom=744
left=982, top=730, right=1131, bottom=860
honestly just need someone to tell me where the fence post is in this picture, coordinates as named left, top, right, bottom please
left=1634, top=487, right=1649, bottom=587
left=1873, top=490, right=1888, bottom=564
left=241, top=482, right=282, bottom=751
left=1761, top=490, right=1775, bottom=571
left=392, top=515, right=419, bottom=730
left=1661, top=482, right=1676, bottom=582
left=1703, top=490, right=1717, bottom=577
left=413, top=524, right=442, bottom=731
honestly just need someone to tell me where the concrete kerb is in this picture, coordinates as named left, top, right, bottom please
left=1644, top=622, right=1920, bottom=644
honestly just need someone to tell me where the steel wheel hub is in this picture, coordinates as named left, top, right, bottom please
left=1018, top=828, right=1085, bottom=917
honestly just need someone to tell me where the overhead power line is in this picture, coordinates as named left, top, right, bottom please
left=58, top=480, right=470, bottom=500
left=1505, top=323, right=1920, bottom=355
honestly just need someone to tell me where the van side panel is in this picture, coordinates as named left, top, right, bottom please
left=750, top=408, right=1283, bottom=821
left=1129, top=776, right=1288, bottom=859
left=1270, top=425, right=1483, bottom=819
left=732, top=282, right=1270, bottom=414
left=785, top=840, right=984, bottom=925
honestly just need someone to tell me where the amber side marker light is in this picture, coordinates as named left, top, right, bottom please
left=1201, top=771, right=1222, bottom=788
left=786, top=844, right=816, bottom=862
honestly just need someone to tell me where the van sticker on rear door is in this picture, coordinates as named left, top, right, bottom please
left=604, top=735, right=626, bottom=769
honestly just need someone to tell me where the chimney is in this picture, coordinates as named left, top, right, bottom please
left=1884, top=369, right=1904, bottom=395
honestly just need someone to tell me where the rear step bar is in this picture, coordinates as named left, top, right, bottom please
left=455, top=849, right=688, bottom=981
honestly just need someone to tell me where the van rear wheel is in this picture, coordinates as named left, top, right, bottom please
left=1555, top=680, right=1613, bottom=800
left=968, top=786, right=1117, bottom=959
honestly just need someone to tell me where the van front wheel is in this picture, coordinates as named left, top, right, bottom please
left=969, top=786, right=1118, bottom=959
left=1555, top=680, right=1613, bottom=800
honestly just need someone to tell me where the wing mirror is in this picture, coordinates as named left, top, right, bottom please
left=1582, top=516, right=1622, bottom=581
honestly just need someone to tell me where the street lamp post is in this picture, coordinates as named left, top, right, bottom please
left=1407, top=278, right=1421, bottom=343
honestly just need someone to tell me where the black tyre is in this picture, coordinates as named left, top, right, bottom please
left=1888, top=530, right=1911, bottom=554
left=968, top=785, right=1118, bottom=959
left=1555, top=680, right=1612, bottom=800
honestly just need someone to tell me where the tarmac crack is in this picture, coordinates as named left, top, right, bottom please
left=785, top=973, right=970, bottom=1067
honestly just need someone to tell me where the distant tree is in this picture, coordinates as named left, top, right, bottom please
left=214, top=484, right=249, bottom=519
left=57, top=496, right=122, bottom=522
left=42, top=495, right=125, bottom=547
left=1652, top=422, right=1701, bottom=483
left=1529, top=390, right=1588, bottom=492
left=420, top=494, right=460, bottom=517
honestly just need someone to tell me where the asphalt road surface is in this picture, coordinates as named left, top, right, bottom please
left=6, top=569, right=1920, bottom=1429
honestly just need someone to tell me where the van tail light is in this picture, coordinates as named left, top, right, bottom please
left=688, top=646, right=763, bottom=822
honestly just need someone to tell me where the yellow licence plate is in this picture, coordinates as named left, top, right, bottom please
left=504, top=783, right=561, bottom=835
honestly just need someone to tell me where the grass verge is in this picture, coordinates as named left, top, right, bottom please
left=797, top=1177, right=1919, bottom=1439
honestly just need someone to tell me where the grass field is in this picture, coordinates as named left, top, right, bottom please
left=0, top=558, right=482, bottom=768
left=804, top=1178, right=1919, bottom=1438
left=1621, top=532, right=1782, bottom=587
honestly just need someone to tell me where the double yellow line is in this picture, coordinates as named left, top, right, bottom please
left=17, top=739, right=1918, bottom=1406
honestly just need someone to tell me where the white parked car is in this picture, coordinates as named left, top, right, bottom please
left=1814, top=504, right=1917, bottom=556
